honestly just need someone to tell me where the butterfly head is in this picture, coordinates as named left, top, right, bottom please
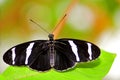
left=48, top=34, right=54, bottom=41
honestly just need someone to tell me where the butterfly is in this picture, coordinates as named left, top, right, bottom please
left=3, top=33, right=100, bottom=72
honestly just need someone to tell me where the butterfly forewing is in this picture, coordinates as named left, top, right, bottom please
left=3, top=40, right=47, bottom=66
left=55, top=39, right=100, bottom=62
left=3, top=42, right=31, bottom=66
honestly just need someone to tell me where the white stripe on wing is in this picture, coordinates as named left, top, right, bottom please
left=25, top=42, right=35, bottom=64
left=68, top=40, right=80, bottom=62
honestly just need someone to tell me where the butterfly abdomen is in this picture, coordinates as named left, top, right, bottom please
left=48, top=41, right=56, bottom=67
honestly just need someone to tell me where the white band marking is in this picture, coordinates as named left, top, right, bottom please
left=25, top=42, right=34, bottom=64
left=68, top=40, right=80, bottom=61
left=87, top=43, right=92, bottom=60
left=11, top=47, right=16, bottom=65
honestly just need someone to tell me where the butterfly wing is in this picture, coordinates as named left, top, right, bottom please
left=54, top=38, right=100, bottom=65
left=3, top=40, right=51, bottom=71
left=29, top=47, right=51, bottom=71
left=53, top=39, right=77, bottom=71
left=3, top=38, right=100, bottom=72
left=53, top=47, right=76, bottom=71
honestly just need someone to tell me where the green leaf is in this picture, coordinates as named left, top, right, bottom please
left=0, top=75, right=6, bottom=80
left=1, top=50, right=116, bottom=80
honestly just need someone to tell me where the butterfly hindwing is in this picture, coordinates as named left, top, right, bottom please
left=29, top=48, right=51, bottom=71
left=54, top=51, right=75, bottom=71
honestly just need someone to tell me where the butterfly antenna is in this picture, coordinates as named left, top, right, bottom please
left=52, top=13, right=67, bottom=34
left=52, top=0, right=78, bottom=39
left=30, top=19, right=50, bottom=34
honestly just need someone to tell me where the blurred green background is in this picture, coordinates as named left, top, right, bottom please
left=0, top=0, right=120, bottom=80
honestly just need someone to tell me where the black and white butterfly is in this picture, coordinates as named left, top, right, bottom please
left=3, top=34, right=100, bottom=72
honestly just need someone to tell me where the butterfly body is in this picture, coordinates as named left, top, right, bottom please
left=3, top=34, right=100, bottom=71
